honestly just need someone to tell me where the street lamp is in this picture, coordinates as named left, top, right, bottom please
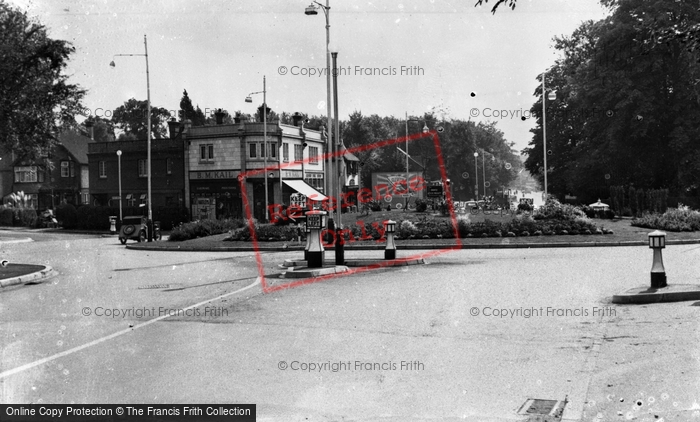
left=332, top=49, right=344, bottom=265
left=542, top=70, right=557, bottom=202
left=245, top=76, right=269, bottom=222
left=404, top=114, right=429, bottom=210
left=480, top=149, right=496, bottom=198
left=116, top=150, right=122, bottom=222
left=305, top=0, right=333, bottom=204
left=474, top=152, right=479, bottom=200
left=110, top=34, right=152, bottom=241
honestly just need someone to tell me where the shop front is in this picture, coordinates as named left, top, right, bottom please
left=189, top=170, right=241, bottom=220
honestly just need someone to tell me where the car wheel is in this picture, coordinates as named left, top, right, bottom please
left=119, top=238, right=127, bottom=245
left=123, top=225, right=135, bottom=235
left=138, top=231, right=146, bottom=242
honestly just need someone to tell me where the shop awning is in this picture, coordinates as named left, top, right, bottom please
left=283, top=180, right=327, bottom=201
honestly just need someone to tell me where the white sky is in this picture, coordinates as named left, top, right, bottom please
left=12, top=0, right=609, bottom=152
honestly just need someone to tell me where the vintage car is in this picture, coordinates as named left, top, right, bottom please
left=118, top=216, right=161, bottom=244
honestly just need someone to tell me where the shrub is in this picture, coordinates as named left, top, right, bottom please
left=631, top=204, right=700, bottom=232
left=415, top=199, right=428, bottom=212
left=18, top=209, right=38, bottom=228
left=398, top=220, right=419, bottom=238
left=170, top=218, right=245, bottom=241
left=368, top=200, right=383, bottom=212
left=517, top=202, right=533, bottom=213
left=534, top=198, right=587, bottom=221
left=56, top=203, right=78, bottom=229
left=0, top=207, right=13, bottom=226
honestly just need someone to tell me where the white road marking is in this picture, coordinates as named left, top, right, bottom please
left=0, top=277, right=262, bottom=379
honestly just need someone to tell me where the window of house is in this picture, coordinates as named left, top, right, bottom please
left=269, top=142, right=277, bottom=158
left=309, top=146, right=319, bottom=164
left=166, top=158, right=173, bottom=175
left=138, top=159, right=147, bottom=177
left=294, top=144, right=303, bottom=162
left=14, top=166, right=40, bottom=183
left=99, top=161, right=107, bottom=178
left=283, top=143, right=289, bottom=162
left=249, top=143, right=257, bottom=158
left=60, top=161, right=75, bottom=178
left=200, top=144, right=214, bottom=162
left=305, top=175, right=324, bottom=191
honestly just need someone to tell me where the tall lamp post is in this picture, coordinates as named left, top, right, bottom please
left=110, top=34, right=152, bottom=241
left=116, top=150, right=123, bottom=222
left=305, top=1, right=333, bottom=205
left=480, top=149, right=496, bottom=198
left=245, top=76, right=269, bottom=222
left=404, top=114, right=429, bottom=210
left=474, top=152, right=479, bottom=200
left=331, top=50, right=344, bottom=265
left=542, top=70, right=556, bottom=202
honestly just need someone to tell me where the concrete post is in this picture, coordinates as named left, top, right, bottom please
left=385, top=220, right=396, bottom=260
left=306, top=210, right=327, bottom=268
left=648, top=230, right=667, bottom=288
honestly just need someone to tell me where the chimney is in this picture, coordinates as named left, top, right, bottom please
left=167, top=118, right=180, bottom=139
left=292, top=112, right=303, bottom=127
left=215, top=109, right=226, bottom=125
left=84, top=120, right=94, bottom=140
left=234, top=112, right=241, bottom=124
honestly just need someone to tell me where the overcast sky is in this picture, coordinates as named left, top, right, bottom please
left=13, top=0, right=609, bottom=152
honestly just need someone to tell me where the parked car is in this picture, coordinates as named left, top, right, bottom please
left=118, top=216, right=161, bottom=244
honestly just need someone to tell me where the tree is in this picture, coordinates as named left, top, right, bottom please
left=524, top=0, right=700, bottom=202
left=84, top=116, right=115, bottom=142
left=111, top=98, right=171, bottom=140
left=0, top=1, right=86, bottom=159
left=178, top=90, right=206, bottom=126
left=474, top=0, right=517, bottom=14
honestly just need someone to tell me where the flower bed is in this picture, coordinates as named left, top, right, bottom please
left=631, top=205, right=700, bottom=232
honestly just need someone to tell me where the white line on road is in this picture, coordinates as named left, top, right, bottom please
left=0, top=277, right=262, bottom=380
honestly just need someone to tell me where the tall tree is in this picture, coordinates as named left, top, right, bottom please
left=84, top=116, right=115, bottom=142
left=178, top=90, right=206, bottom=126
left=0, top=1, right=86, bottom=159
left=524, top=0, right=700, bottom=202
left=111, top=98, right=171, bottom=140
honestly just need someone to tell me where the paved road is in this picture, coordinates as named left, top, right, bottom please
left=1, top=232, right=699, bottom=421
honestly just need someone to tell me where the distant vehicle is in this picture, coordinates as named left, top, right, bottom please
left=118, top=216, right=161, bottom=244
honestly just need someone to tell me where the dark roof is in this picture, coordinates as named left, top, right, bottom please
left=58, top=131, right=94, bottom=163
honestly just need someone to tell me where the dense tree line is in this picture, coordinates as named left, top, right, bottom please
left=522, top=0, right=700, bottom=203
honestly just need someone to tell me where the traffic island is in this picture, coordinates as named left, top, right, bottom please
left=280, top=265, right=349, bottom=279
left=0, top=264, right=57, bottom=288
left=612, top=230, right=700, bottom=304
left=279, top=257, right=426, bottom=269
left=612, top=284, right=700, bottom=304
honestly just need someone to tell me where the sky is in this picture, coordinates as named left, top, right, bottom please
left=12, top=0, right=610, bottom=152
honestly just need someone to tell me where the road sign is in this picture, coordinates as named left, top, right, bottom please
left=427, top=185, right=443, bottom=198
